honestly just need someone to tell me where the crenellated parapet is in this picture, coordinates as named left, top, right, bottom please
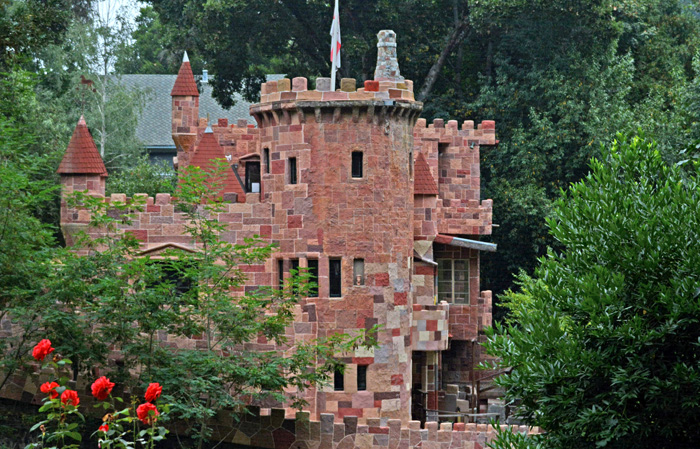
left=413, top=118, right=496, bottom=237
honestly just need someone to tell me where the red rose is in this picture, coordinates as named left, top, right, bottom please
left=136, top=402, right=159, bottom=425
left=144, top=382, right=162, bottom=402
left=60, top=389, right=80, bottom=407
left=40, top=381, right=59, bottom=399
left=91, top=376, right=115, bottom=401
left=32, top=339, right=54, bottom=361
left=98, top=424, right=109, bottom=433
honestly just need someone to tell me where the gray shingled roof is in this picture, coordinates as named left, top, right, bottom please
left=118, top=74, right=283, bottom=148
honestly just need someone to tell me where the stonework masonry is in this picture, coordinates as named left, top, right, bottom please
left=0, top=29, right=532, bottom=448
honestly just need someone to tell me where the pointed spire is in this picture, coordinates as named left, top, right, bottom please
left=414, top=153, right=438, bottom=195
left=204, top=125, right=213, bottom=134
left=57, top=117, right=107, bottom=176
left=171, top=52, right=199, bottom=97
left=188, top=132, right=244, bottom=199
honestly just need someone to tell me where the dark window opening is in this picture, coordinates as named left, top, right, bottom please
left=264, top=148, right=270, bottom=173
left=245, top=161, right=261, bottom=193
left=357, top=365, right=367, bottom=391
left=353, top=258, right=364, bottom=286
left=307, top=259, right=319, bottom=297
left=329, top=258, right=342, bottom=298
left=351, top=151, right=363, bottom=178
left=278, top=259, right=284, bottom=290
left=409, top=151, right=413, bottom=178
left=290, top=259, right=300, bottom=295
left=334, top=367, right=344, bottom=391
left=288, top=157, right=297, bottom=184
left=147, top=261, right=196, bottom=299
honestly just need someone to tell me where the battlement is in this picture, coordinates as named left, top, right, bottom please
left=257, top=76, right=416, bottom=104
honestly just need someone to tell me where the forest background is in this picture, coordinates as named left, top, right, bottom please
left=5, top=0, right=700, bottom=313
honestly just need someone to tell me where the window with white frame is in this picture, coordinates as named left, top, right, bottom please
left=437, top=259, right=469, bottom=304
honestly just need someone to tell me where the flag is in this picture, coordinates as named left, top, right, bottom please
left=330, top=0, right=341, bottom=88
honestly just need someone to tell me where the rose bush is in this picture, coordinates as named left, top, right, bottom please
left=40, top=381, right=59, bottom=399
left=60, top=389, right=79, bottom=407
left=136, top=402, right=159, bottom=426
left=32, top=339, right=54, bottom=361
left=91, top=376, right=115, bottom=401
left=144, top=382, right=162, bottom=402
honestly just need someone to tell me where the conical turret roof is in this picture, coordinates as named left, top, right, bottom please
left=171, top=52, right=199, bottom=96
left=188, top=128, right=244, bottom=199
left=57, top=116, right=107, bottom=176
left=414, top=152, right=438, bottom=195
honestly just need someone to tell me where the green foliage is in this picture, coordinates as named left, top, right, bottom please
left=485, top=134, right=700, bottom=448
left=105, top=157, right=176, bottom=197
left=37, top=159, right=373, bottom=445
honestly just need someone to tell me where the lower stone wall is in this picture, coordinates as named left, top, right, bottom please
left=209, top=407, right=537, bottom=449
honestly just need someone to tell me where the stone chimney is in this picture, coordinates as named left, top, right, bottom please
left=374, top=30, right=404, bottom=82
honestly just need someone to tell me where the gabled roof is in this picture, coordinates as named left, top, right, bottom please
left=171, top=52, right=199, bottom=97
left=414, top=152, right=438, bottom=195
left=57, top=116, right=108, bottom=176
left=188, top=128, right=244, bottom=200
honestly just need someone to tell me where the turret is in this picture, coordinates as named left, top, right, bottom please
left=187, top=126, right=245, bottom=203
left=250, top=30, right=420, bottom=424
left=57, top=116, right=107, bottom=246
left=57, top=115, right=107, bottom=198
left=171, top=51, right=200, bottom=168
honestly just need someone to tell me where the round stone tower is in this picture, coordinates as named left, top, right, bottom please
left=250, top=30, right=422, bottom=423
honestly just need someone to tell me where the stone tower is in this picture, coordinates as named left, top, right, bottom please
left=250, top=30, right=421, bottom=422
left=171, top=51, right=200, bottom=168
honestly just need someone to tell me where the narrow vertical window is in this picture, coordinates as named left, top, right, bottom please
left=334, top=367, right=344, bottom=391
left=329, top=258, right=342, bottom=298
left=264, top=148, right=270, bottom=174
left=357, top=365, right=367, bottom=391
left=288, top=157, right=297, bottom=184
left=290, top=259, right=300, bottom=295
left=245, top=161, right=260, bottom=193
left=353, top=258, right=364, bottom=286
left=409, top=150, right=413, bottom=178
left=278, top=259, right=284, bottom=290
left=351, top=151, right=363, bottom=178
left=307, top=259, right=319, bottom=297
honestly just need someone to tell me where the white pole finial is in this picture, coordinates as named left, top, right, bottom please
left=183, top=51, right=190, bottom=63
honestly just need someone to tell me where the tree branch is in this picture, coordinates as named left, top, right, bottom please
left=417, top=10, right=471, bottom=103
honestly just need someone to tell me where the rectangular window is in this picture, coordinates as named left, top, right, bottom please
left=329, top=258, right=342, bottom=298
left=245, top=161, right=261, bottom=193
left=278, top=259, right=284, bottom=290
left=351, top=151, right=363, bottom=178
left=264, top=148, right=270, bottom=174
left=307, top=259, right=319, bottom=297
left=353, top=258, right=364, bottom=286
left=437, top=259, right=469, bottom=304
left=334, top=367, right=344, bottom=391
left=288, top=157, right=297, bottom=184
left=357, top=365, right=367, bottom=391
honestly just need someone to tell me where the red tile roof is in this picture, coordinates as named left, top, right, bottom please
left=171, top=60, right=199, bottom=97
left=188, top=129, right=244, bottom=200
left=414, top=152, right=438, bottom=195
left=57, top=116, right=107, bottom=176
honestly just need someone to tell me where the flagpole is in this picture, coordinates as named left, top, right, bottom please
left=330, top=0, right=340, bottom=91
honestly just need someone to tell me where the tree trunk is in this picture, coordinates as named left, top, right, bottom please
left=417, top=10, right=470, bottom=102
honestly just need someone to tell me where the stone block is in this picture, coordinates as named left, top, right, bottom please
left=292, top=77, right=308, bottom=91
left=316, top=77, right=331, bottom=92
left=340, top=78, right=357, bottom=92
left=277, top=78, right=291, bottom=92
left=365, top=80, right=380, bottom=92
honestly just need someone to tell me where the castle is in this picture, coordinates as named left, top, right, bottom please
left=56, top=30, right=497, bottom=427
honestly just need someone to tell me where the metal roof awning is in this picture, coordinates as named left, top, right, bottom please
left=433, top=234, right=497, bottom=252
